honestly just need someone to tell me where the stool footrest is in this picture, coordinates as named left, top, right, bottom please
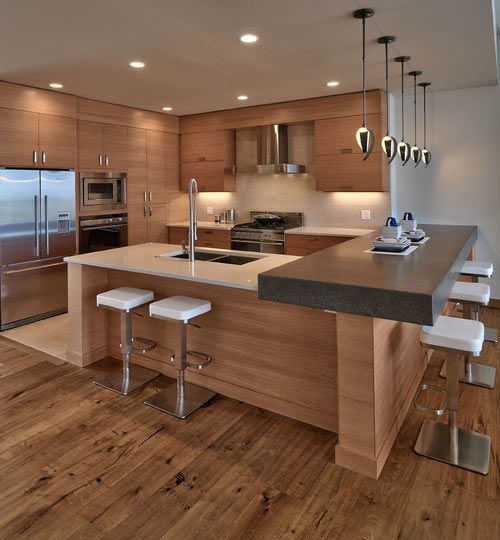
left=413, top=384, right=447, bottom=416
left=187, top=351, right=213, bottom=370
left=131, top=336, right=157, bottom=354
left=440, top=360, right=496, bottom=389
left=144, top=382, right=216, bottom=418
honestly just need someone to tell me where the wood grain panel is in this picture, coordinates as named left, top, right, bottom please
left=38, top=113, right=75, bottom=169
left=164, top=132, right=179, bottom=193
left=180, top=130, right=227, bottom=162
left=0, top=80, right=76, bottom=117
left=146, top=130, right=165, bottom=202
left=285, top=234, right=352, bottom=256
left=167, top=226, right=188, bottom=245
left=77, top=97, right=178, bottom=133
left=147, top=204, right=166, bottom=243
left=102, top=124, right=127, bottom=170
left=77, top=120, right=102, bottom=169
left=179, top=90, right=383, bottom=133
left=180, top=161, right=227, bottom=192
left=0, top=108, right=38, bottom=167
left=126, top=127, right=147, bottom=206
left=315, top=152, right=388, bottom=192
left=315, top=114, right=383, bottom=156
left=127, top=205, right=148, bottom=245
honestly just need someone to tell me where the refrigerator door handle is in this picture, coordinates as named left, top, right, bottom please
left=44, top=195, right=50, bottom=255
left=3, top=261, right=66, bottom=275
left=34, top=195, right=40, bottom=257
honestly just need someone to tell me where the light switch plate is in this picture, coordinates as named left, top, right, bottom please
left=206, top=206, right=213, bottom=215
left=361, top=210, right=371, bottom=220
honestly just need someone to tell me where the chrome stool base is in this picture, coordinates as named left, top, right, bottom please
left=484, top=326, right=498, bottom=343
left=94, top=364, right=159, bottom=396
left=145, top=382, right=215, bottom=419
left=440, top=360, right=496, bottom=389
left=414, top=419, right=490, bottom=475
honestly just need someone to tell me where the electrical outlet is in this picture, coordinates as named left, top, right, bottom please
left=361, top=210, right=371, bottom=220
left=206, top=206, right=213, bottom=215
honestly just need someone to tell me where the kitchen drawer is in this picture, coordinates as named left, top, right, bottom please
left=285, top=234, right=352, bottom=256
left=167, top=227, right=188, bottom=245
left=167, top=227, right=231, bottom=249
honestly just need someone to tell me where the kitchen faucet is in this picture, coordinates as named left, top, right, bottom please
left=184, top=177, right=198, bottom=262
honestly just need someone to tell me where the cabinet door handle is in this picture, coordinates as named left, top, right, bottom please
left=148, top=191, right=152, bottom=202
left=306, top=237, right=318, bottom=242
left=197, top=156, right=206, bottom=162
left=41, top=150, right=47, bottom=163
left=105, top=155, right=109, bottom=167
left=144, top=206, right=147, bottom=217
left=149, top=207, right=152, bottom=217
left=99, top=154, right=103, bottom=166
left=143, top=191, right=147, bottom=202
left=204, top=230, right=213, bottom=234
left=33, top=150, right=38, bottom=163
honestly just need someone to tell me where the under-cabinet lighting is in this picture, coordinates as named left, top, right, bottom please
left=49, top=83, right=63, bottom=89
left=129, top=61, right=145, bottom=68
left=239, top=34, right=259, bottom=44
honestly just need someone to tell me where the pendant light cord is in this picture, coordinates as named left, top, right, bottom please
left=362, top=16, right=366, bottom=127
left=413, top=75, right=417, bottom=146
left=385, top=43, right=389, bottom=135
left=423, top=86, right=427, bottom=148
left=400, top=61, right=404, bottom=141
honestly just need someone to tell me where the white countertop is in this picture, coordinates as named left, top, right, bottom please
left=286, top=226, right=375, bottom=237
left=167, top=221, right=236, bottom=230
left=64, top=243, right=300, bottom=291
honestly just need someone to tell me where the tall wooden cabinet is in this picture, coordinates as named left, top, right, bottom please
left=0, top=108, right=75, bottom=168
left=77, top=120, right=127, bottom=170
left=180, top=129, right=235, bottom=192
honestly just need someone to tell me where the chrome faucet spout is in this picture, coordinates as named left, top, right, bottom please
left=188, top=178, right=198, bottom=262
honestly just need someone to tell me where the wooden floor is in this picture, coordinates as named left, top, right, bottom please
left=0, top=309, right=499, bottom=540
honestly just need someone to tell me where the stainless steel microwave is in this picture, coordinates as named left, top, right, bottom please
left=80, top=172, right=127, bottom=211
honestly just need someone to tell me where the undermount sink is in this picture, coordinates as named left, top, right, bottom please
left=166, top=250, right=260, bottom=265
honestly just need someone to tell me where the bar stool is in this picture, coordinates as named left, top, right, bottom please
left=144, top=295, right=216, bottom=419
left=461, top=260, right=497, bottom=343
left=414, top=315, right=490, bottom=474
left=94, top=287, right=159, bottom=395
left=440, top=281, right=496, bottom=388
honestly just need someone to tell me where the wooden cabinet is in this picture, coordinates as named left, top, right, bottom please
left=77, top=120, right=127, bottom=170
left=164, top=132, right=179, bottom=193
left=127, top=127, right=148, bottom=206
left=180, top=129, right=235, bottom=192
left=128, top=204, right=167, bottom=244
left=285, top=234, right=352, bottom=256
left=146, top=129, right=165, bottom=203
left=314, top=114, right=388, bottom=192
left=167, top=226, right=231, bottom=249
left=0, top=108, right=74, bottom=168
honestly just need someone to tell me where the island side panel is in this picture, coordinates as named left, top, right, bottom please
left=106, top=270, right=338, bottom=432
left=67, top=263, right=109, bottom=367
left=335, top=313, right=426, bottom=478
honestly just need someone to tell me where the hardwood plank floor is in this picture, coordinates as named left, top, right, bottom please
left=0, top=308, right=499, bottom=539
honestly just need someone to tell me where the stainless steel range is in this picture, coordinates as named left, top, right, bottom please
left=231, top=211, right=303, bottom=254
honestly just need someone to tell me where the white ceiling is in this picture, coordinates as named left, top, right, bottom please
left=0, top=0, right=497, bottom=116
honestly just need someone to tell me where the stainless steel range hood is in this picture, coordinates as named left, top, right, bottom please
left=236, top=124, right=306, bottom=175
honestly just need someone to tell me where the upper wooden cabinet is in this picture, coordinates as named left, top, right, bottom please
left=77, top=120, right=127, bottom=170
left=180, top=129, right=235, bottom=192
left=164, top=132, right=179, bottom=193
left=0, top=108, right=74, bottom=168
left=146, top=129, right=165, bottom=203
left=314, top=113, right=388, bottom=192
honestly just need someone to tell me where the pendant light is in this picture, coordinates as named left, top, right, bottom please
left=377, top=35, right=397, bottom=163
left=395, top=56, right=411, bottom=165
left=418, top=82, right=432, bottom=166
left=353, top=8, right=375, bottom=161
left=408, top=70, right=422, bottom=166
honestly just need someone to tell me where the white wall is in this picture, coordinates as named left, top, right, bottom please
left=395, top=85, right=500, bottom=298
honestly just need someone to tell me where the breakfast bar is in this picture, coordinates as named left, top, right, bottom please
left=65, top=224, right=478, bottom=478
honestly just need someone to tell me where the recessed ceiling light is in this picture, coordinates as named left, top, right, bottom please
left=237, top=95, right=248, bottom=101
left=129, top=61, right=145, bottom=68
left=49, top=83, right=63, bottom=89
left=326, top=81, right=340, bottom=87
left=162, top=106, right=173, bottom=111
left=239, top=34, right=259, bottom=44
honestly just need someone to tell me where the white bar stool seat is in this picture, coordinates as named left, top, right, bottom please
left=449, top=282, right=490, bottom=305
left=461, top=261, right=493, bottom=279
left=415, top=315, right=490, bottom=475
left=145, top=296, right=216, bottom=419
left=94, top=287, right=159, bottom=395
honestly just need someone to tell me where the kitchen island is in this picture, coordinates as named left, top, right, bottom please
left=65, top=225, right=477, bottom=478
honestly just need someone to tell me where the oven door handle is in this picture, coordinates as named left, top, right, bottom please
left=231, top=239, right=284, bottom=246
left=81, top=224, right=128, bottom=231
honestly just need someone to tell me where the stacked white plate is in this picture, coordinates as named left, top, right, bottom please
left=371, top=237, right=411, bottom=253
left=402, top=229, right=426, bottom=242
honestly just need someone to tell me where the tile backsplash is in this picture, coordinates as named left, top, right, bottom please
left=168, top=124, right=390, bottom=227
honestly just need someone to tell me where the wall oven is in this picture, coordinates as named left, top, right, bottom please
left=79, top=214, right=128, bottom=253
left=80, top=172, right=126, bottom=212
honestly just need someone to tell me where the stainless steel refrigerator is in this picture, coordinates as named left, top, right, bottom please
left=0, top=169, right=76, bottom=330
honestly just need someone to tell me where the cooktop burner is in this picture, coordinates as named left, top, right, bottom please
left=231, top=211, right=304, bottom=232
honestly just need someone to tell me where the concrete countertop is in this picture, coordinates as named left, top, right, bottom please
left=258, top=224, right=478, bottom=325
left=65, top=243, right=299, bottom=291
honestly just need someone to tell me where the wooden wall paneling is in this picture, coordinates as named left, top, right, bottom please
left=0, top=108, right=38, bottom=167
left=38, top=113, right=75, bottom=169
left=0, top=80, right=76, bottom=117
left=102, top=124, right=127, bottom=170
left=77, top=120, right=102, bottom=169
left=104, top=270, right=339, bottom=432
left=146, top=130, right=165, bottom=202
left=179, top=90, right=383, bottom=133
left=77, top=97, right=178, bottom=133
left=127, top=127, right=148, bottom=205
left=66, top=263, right=109, bottom=367
left=164, top=132, right=180, bottom=194
left=147, top=204, right=167, bottom=242
left=180, top=130, right=226, bottom=162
